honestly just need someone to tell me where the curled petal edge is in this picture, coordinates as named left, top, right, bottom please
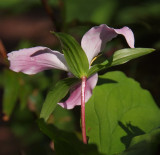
left=81, top=24, right=135, bottom=64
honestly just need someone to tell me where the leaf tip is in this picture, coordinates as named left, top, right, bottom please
left=150, top=48, right=156, bottom=52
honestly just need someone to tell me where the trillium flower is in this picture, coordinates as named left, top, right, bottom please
left=7, top=24, right=134, bottom=109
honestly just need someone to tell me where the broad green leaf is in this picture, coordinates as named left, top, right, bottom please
left=2, top=70, right=20, bottom=116
left=87, top=48, right=155, bottom=76
left=40, top=78, right=79, bottom=121
left=53, top=32, right=89, bottom=78
left=120, top=128, right=160, bottom=155
left=38, top=119, right=103, bottom=155
left=109, top=48, right=155, bottom=67
left=85, top=71, right=160, bottom=155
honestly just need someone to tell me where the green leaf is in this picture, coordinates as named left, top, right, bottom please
left=53, top=32, right=89, bottom=78
left=38, top=119, right=103, bottom=155
left=88, top=48, right=155, bottom=76
left=85, top=71, right=160, bottom=155
left=109, top=48, right=155, bottom=67
left=40, top=78, right=79, bottom=121
left=2, top=70, right=20, bottom=116
left=88, top=59, right=109, bottom=77
left=120, top=128, right=160, bottom=155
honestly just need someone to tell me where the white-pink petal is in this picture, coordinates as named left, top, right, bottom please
left=114, top=26, right=134, bottom=48
left=81, top=24, right=135, bottom=64
left=7, top=46, right=69, bottom=75
left=58, top=73, right=98, bottom=109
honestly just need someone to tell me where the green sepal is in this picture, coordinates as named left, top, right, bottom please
left=109, top=48, right=155, bottom=67
left=88, top=48, right=155, bottom=77
left=52, top=32, right=89, bottom=78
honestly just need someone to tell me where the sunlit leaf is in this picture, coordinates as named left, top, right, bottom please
left=88, top=48, right=155, bottom=76
left=86, top=71, right=160, bottom=155
left=109, top=48, right=155, bottom=67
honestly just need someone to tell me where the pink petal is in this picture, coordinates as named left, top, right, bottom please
left=7, top=46, right=69, bottom=75
left=81, top=24, right=135, bottom=64
left=114, top=26, right=135, bottom=48
left=58, top=73, right=98, bottom=109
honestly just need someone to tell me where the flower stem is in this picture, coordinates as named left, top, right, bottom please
left=81, top=76, right=87, bottom=144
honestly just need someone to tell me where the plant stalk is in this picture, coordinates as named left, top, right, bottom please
left=81, top=76, right=87, bottom=144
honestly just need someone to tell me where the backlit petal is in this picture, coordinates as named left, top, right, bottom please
left=81, top=24, right=135, bottom=64
left=7, top=46, right=69, bottom=74
left=58, top=73, right=98, bottom=109
left=114, top=26, right=134, bottom=48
